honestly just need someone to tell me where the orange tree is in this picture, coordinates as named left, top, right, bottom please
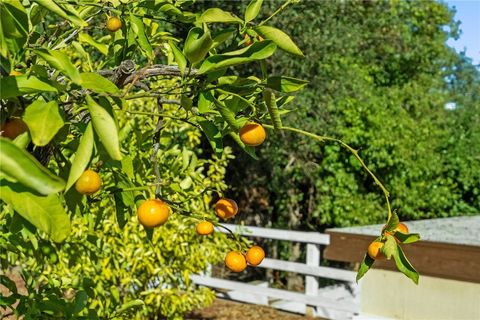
left=0, top=0, right=419, bottom=318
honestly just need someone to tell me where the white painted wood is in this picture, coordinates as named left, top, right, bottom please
left=218, top=223, right=330, bottom=245
left=305, top=243, right=321, bottom=295
left=305, top=243, right=321, bottom=316
left=191, top=275, right=358, bottom=312
left=258, top=258, right=356, bottom=282
left=216, top=281, right=269, bottom=305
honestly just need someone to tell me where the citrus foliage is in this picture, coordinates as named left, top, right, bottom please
left=0, top=0, right=423, bottom=318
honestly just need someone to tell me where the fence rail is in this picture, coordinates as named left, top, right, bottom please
left=192, top=224, right=359, bottom=319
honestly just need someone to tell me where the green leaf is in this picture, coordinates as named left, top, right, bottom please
left=263, top=89, right=282, bottom=130
left=356, top=253, right=375, bottom=282
left=255, top=25, right=303, bottom=57
left=0, top=137, right=65, bottom=195
left=78, top=33, right=108, bottom=55
left=129, top=13, right=153, bottom=60
left=73, top=291, right=88, bottom=314
left=169, top=41, right=187, bottom=75
left=183, top=27, right=213, bottom=64
left=23, top=100, right=64, bottom=146
left=382, top=235, right=397, bottom=260
left=229, top=132, right=258, bottom=160
left=245, top=0, right=263, bottom=22
left=213, top=97, right=238, bottom=129
left=35, top=49, right=82, bottom=83
left=198, top=8, right=243, bottom=24
left=112, top=299, right=144, bottom=316
left=211, top=29, right=235, bottom=49
left=0, top=180, right=70, bottom=242
left=266, top=76, right=308, bottom=93
left=85, top=95, right=122, bottom=160
left=79, top=73, right=119, bottom=94
left=198, top=40, right=277, bottom=74
left=32, top=0, right=87, bottom=27
left=393, top=245, right=419, bottom=284
left=0, top=0, right=28, bottom=56
left=198, top=91, right=214, bottom=113
left=65, top=123, right=94, bottom=192
left=394, top=232, right=421, bottom=244
left=384, top=210, right=400, bottom=232
left=0, top=75, right=58, bottom=99
left=198, top=119, right=223, bottom=156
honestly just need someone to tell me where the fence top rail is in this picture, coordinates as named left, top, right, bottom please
left=218, top=224, right=330, bottom=245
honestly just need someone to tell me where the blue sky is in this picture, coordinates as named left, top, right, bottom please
left=445, top=0, right=480, bottom=65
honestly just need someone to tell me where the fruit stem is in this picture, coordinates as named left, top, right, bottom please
left=263, top=124, right=392, bottom=219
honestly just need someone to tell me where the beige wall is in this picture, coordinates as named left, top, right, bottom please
left=358, top=269, right=480, bottom=320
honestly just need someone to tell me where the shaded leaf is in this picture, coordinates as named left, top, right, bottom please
left=266, top=76, right=308, bottom=93
left=393, top=245, right=419, bottom=284
left=356, top=253, right=375, bottom=282
left=198, top=119, right=223, bottom=156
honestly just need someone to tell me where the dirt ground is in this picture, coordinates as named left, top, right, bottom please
left=188, top=299, right=317, bottom=320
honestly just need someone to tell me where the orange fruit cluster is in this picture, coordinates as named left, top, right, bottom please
left=225, top=246, right=266, bottom=272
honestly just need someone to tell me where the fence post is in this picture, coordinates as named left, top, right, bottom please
left=305, top=243, right=320, bottom=316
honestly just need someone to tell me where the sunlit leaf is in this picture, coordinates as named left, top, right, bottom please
left=255, top=25, right=303, bottom=56
left=0, top=137, right=65, bottom=195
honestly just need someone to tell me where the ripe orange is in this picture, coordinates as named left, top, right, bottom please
left=367, top=241, right=385, bottom=260
left=215, top=198, right=238, bottom=219
left=137, top=199, right=170, bottom=228
left=224, top=251, right=247, bottom=272
left=106, top=17, right=122, bottom=32
left=196, top=221, right=214, bottom=235
left=1, top=118, right=28, bottom=140
left=75, top=169, right=102, bottom=195
left=383, top=222, right=409, bottom=242
left=246, top=245, right=265, bottom=266
left=239, top=122, right=266, bottom=147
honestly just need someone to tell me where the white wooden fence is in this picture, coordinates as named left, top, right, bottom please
left=191, top=224, right=359, bottom=319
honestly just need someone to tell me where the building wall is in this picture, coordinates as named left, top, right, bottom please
left=358, top=269, right=480, bottom=320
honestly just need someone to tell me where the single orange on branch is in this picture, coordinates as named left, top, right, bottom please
left=246, top=245, right=265, bottom=266
left=75, top=169, right=102, bottom=195
left=239, top=122, right=266, bottom=147
left=215, top=198, right=238, bottom=220
left=225, top=251, right=247, bottom=272
left=367, top=241, right=385, bottom=260
left=196, top=221, right=214, bottom=235
left=137, top=199, right=170, bottom=228
left=106, top=16, right=122, bottom=32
